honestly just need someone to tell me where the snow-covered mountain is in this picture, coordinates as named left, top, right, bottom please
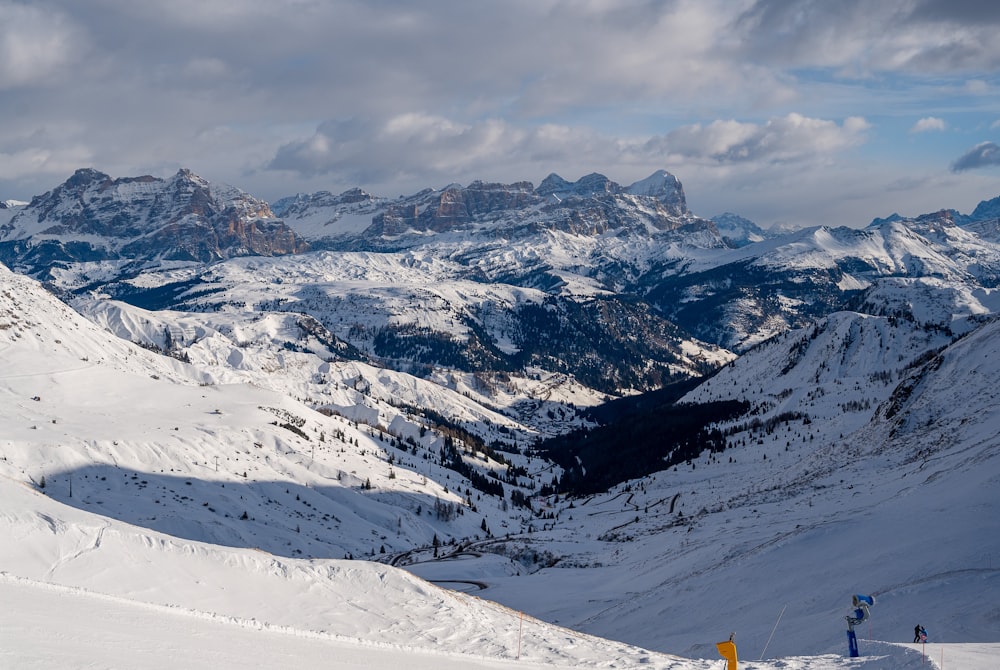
left=710, top=211, right=771, bottom=247
left=2, top=168, right=1000, bottom=667
left=3, top=243, right=998, bottom=668
left=274, top=169, right=701, bottom=249
left=0, top=264, right=676, bottom=668
left=2, top=168, right=737, bottom=404
left=649, top=209, right=1000, bottom=351
left=0, top=168, right=307, bottom=278
left=15, top=168, right=1000, bottom=385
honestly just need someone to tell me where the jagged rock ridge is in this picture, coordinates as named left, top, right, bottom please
left=278, top=169, right=709, bottom=247
left=0, top=168, right=308, bottom=275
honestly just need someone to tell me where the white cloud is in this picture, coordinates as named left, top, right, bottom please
left=911, top=117, right=946, bottom=133
left=964, top=79, right=991, bottom=94
left=0, top=2, right=83, bottom=89
left=0, top=145, right=93, bottom=180
left=269, top=114, right=615, bottom=186
left=650, top=114, right=870, bottom=164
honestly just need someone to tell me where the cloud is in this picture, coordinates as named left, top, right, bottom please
left=951, top=142, right=1000, bottom=172
left=909, top=0, right=1000, bottom=24
left=268, top=113, right=623, bottom=186
left=0, top=144, right=93, bottom=180
left=734, top=0, right=1000, bottom=74
left=911, top=117, right=946, bottom=133
left=0, top=2, right=83, bottom=89
left=964, top=79, right=991, bottom=94
left=267, top=111, right=872, bottom=202
left=649, top=114, right=870, bottom=164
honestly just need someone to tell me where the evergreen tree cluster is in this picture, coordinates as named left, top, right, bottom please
left=539, top=399, right=749, bottom=495
left=438, top=438, right=505, bottom=499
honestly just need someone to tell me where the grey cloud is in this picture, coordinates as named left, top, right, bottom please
left=0, top=2, right=84, bottom=89
left=266, top=111, right=871, bottom=197
left=951, top=142, right=1000, bottom=172
left=909, top=0, right=1000, bottom=24
left=733, top=0, right=1000, bottom=73
left=267, top=114, right=620, bottom=188
left=268, top=118, right=393, bottom=183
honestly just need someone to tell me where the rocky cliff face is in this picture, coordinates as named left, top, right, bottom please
left=0, top=168, right=308, bottom=274
left=272, top=187, right=379, bottom=217
left=367, top=180, right=538, bottom=235
left=280, top=169, right=710, bottom=246
left=969, top=195, right=1000, bottom=223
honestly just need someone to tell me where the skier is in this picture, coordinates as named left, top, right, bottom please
left=913, top=624, right=927, bottom=643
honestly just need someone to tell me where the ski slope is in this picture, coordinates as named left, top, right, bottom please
left=2, top=570, right=994, bottom=669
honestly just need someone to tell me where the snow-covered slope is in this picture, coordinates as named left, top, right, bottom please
left=393, top=307, right=998, bottom=661
left=4, top=168, right=1000, bottom=668
left=710, top=211, right=771, bottom=247
left=650, top=210, right=1000, bottom=351
left=0, top=261, right=677, bottom=666
left=0, top=261, right=552, bottom=562
left=70, top=247, right=734, bottom=402
left=4, top=260, right=997, bottom=669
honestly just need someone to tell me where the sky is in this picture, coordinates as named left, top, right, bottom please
left=2, top=0, right=1000, bottom=228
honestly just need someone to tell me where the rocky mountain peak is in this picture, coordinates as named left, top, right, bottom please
left=535, top=170, right=687, bottom=216
left=969, top=194, right=1000, bottom=223
left=626, top=170, right=687, bottom=216
left=367, top=179, right=541, bottom=236
left=29, top=168, right=113, bottom=209
left=0, top=168, right=307, bottom=273
left=66, top=167, right=113, bottom=188
left=868, top=212, right=905, bottom=228
left=710, top=212, right=768, bottom=247
left=626, top=170, right=676, bottom=196
left=537, top=172, right=621, bottom=198
left=272, top=169, right=718, bottom=246
left=573, top=172, right=620, bottom=196
left=536, top=173, right=572, bottom=197
left=271, top=188, right=378, bottom=219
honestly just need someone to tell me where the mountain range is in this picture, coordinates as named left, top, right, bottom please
left=1, top=167, right=999, bottom=666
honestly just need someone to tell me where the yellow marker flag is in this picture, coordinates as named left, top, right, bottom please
left=716, top=639, right=738, bottom=670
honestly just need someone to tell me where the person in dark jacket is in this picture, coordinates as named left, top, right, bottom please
left=913, top=624, right=927, bottom=642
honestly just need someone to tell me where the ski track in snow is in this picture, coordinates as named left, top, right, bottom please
left=0, top=573, right=559, bottom=670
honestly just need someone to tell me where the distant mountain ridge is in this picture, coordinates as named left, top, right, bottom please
left=0, top=167, right=736, bottom=398
left=653, top=208, right=1000, bottom=350
left=0, top=167, right=307, bottom=276
left=274, top=168, right=709, bottom=249
left=4, top=166, right=1000, bottom=391
left=709, top=211, right=771, bottom=247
